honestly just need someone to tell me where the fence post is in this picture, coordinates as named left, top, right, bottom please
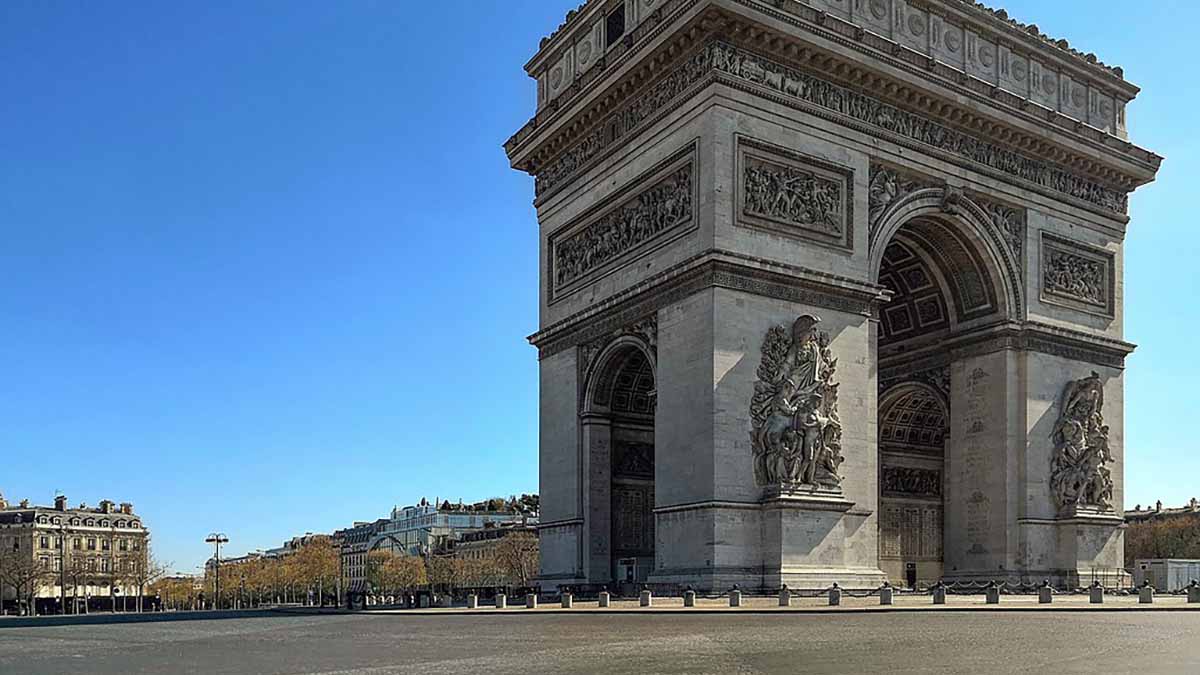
left=985, top=581, right=1000, bottom=605
left=561, top=592, right=573, bottom=609
left=495, top=592, right=507, bottom=609
left=598, top=588, right=611, bottom=608
left=525, top=592, right=538, bottom=609
left=879, top=582, right=893, bottom=606
left=1138, top=581, right=1154, bottom=605
left=932, top=581, right=946, bottom=605
left=683, top=586, right=696, bottom=608
left=729, top=585, right=742, bottom=608
left=1188, top=580, right=1200, bottom=604
left=466, top=594, right=478, bottom=609
left=640, top=587, right=653, bottom=608
left=1038, top=580, right=1052, bottom=605
left=1089, top=582, right=1103, bottom=604
left=828, top=583, right=842, bottom=607
left=778, top=585, right=791, bottom=607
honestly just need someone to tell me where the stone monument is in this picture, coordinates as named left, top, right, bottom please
left=506, top=0, right=1160, bottom=591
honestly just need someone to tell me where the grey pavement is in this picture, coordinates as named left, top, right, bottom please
left=0, top=610, right=1196, bottom=674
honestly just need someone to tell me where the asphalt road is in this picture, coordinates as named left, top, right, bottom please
left=0, top=610, right=1196, bottom=674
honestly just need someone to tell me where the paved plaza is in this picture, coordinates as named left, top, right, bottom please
left=2, top=605, right=1199, bottom=674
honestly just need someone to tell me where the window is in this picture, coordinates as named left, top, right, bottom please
left=40, top=557, right=49, bottom=569
left=101, top=559, right=109, bottom=572
left=118, top=539, right=128, bottom=552
left=87, top=538, right=96, bottom=551
left=86, top=519, right=94, bottom=526
left=54, top=558, right=62, bottom=572
left=40, top=536, right=49, bottom=549
left=73, top=538, right=82, bottom=551
left=12, top=539, right=19, bottom=552
left=605, top=4, right=626, bottom=48
left=133, top=540, right=141, bottom=551
left=99, top=520, right=108, bottom=527
left=101, top=539, right=110, bottom=551
left=87, top=558, right=95, bottom=571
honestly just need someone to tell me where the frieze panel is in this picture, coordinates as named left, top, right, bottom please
left=881, top=466, right=942, bottom=499
left=1040, top=233, right=1115, bottom=317
left=738, top=138, right=853, bottom=250
left=550, top=145, right=696, bottom=301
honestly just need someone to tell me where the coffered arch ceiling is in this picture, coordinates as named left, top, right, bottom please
left=878, top=216, right=999, bottom=346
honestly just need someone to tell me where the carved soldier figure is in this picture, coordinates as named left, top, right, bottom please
left=1050, top=372, right=1113, bottom=512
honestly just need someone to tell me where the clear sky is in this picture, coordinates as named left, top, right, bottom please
left=0, top=0, right=1194, bottom=574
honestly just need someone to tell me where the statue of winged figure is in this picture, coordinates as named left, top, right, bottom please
left=1049, top=372, right=1113, bottom=512
left=750, top=315, right=844, bottom=490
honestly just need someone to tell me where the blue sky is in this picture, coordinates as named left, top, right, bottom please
left=0, top=1, right=1193, bottom=573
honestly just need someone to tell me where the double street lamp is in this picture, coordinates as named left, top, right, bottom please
left=204, top=533, right=229, bottom=610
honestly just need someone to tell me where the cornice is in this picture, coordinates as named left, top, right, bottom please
left=506, top=3, right=1160, bottom=199
left=530, top=248, right=890, bottom=358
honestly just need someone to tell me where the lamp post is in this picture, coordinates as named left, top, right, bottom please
left=204, top=533, right=228, bottom=610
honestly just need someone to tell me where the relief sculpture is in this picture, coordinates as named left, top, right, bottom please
left=1049, top=372, right=1114, bottom=512
left=744, top=158, right=843, bottom=235
left=1043, top=248, right=1105, bottom=306
left=750, top=315, right=844, bottom=490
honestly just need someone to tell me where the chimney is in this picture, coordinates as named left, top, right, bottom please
left=120, top=502, right=133, bottom=515
left=55, top=495, right=67, bottom=511
left=100, top=500, right=114, bottom=514
left=0, top=492, right=7, bottom=510
left=1156, top=500, right=1163, bottom=512
left=1191, top=498, right=1198, bottom=512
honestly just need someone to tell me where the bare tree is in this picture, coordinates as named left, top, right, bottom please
left=494, top=532, right=539, bottom=589
left=0, top=550, right=50, bottom=615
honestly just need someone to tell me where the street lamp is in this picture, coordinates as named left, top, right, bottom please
left=204, top=533, right=229, bottom=610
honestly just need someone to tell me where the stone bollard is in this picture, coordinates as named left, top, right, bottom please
left=467, top=594, right=478, bottom=609
left=419, top=594, right=430, bottom=609
left=561, top=593, right=573, bottom=609
left=683, top=588, right=696, bottom=607
left=495, top=593, right=507, bottom=609
left=729, top=585, right=742, bottom=608
left=778, top=585, right=791, bottom=607
left=828, top=583, right=842, bottom=607
left=932, top=583, right=947, bottom=605
left=1139, top=582, right=1154, bottom=604
left=985, top=582, right=1000, bottom=605
left=640, top=589, right=653, bottom=607
left=879, top=582, right=894, bottom=606
left=1188, top=581, right=1200, bottom=604
left=1038, top=581, right=1053, bottom=605
left=1089, top=583, right=1103, bottom=604
left=598, top=590, right=611, bottom=608
left=526, top=593, right=538, bottom=609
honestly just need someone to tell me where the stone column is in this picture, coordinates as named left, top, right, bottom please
left=580, top=414, right=613, bottom=584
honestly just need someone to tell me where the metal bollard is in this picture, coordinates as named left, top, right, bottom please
left=1139, top=582, right=1154, bottom=604
left=526, top=593, right=538, bottom=609
left=729, top=585, right=742, bottom=608
left=683, top=589, right=696, bottom=607
left=1038, top=580, right=1053, bottom=605
left=1089, top=583, right=1103, bottom=604
left=467, top=594, right=478, bottom=609
left=879, top=582, right=894, bottom=606
left=828, top=583, right=842, bottom=606
left=1188, top=581, right=1200, bottom=604
left=561, top=593, right=573, bottom=609
left=985, top=582, right=1000, bottom=605
left=598, top=590, right=610, bottom=608
left=932, top=583, right=947, bottom=605
left=640, top=589, right=653, bottom=607
left=778, top=585, right=791, bottom=607
left=495, top=593, right=507, bottom=609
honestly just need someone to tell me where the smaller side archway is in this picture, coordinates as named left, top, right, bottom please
left=581, top=336, right=657, bottom=591
left=877, top=382, right=949, bottom=589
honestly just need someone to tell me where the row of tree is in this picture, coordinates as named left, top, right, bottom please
left=1126, top=513, right=1200, bottom=563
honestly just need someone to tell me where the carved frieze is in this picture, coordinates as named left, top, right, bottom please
left=1040, top=233, right=1114, bottom=316
left=738, top=138, right=853, bottom=249
left=881, top=466, right=942, bottom=499
left=974, top=195, right=1026, bottom=268
left=1049, top=372, right=1114, bottom=514
left=868, top=165, right=938, bottom=239
left=550, top=146, right=695, bottom=299
left=750, top=315, right=844, bottom=491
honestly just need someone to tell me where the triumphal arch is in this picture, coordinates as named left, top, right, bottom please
left=506, top=0, right=1160, bottom=590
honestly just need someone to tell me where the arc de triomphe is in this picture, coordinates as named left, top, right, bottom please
left=505, top=0, right=1160, bottom=591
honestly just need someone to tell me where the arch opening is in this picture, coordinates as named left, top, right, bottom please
left=583, top=340, right=656, bottom=591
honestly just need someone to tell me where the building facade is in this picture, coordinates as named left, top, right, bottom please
left=0, top=493, right=149, bottom=613
left=507, top=0, right=1160, bottom=591
left=369, top=497, right=538, bottom=558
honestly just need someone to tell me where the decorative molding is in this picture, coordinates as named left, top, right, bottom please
left=737, top=136, right=854, bottom=250
left=972, top=193, right=1026, bottom=270
left=881, top=466, right=942, bottom=499
left=868, top=165, right=939, bottom=240
left=1050, top=372, right=1115, bottom=514
left=705, top=41, right=1128, bottom=214
left=578, top=313, right=659, bottom=405
left=1040, top=232, right=1115, bottom=317
left=549, top=143, right=697, bottom=301
left=880, top=364, right=950, bottom=402
left=750, top=315, right=845, bottom=491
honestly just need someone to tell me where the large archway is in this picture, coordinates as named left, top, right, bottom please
left=582, top=338, right=656, bottom=592
left=873, top=195, right=1020, bottom=587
